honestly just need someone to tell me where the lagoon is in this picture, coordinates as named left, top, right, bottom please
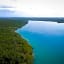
left=17, top=21, right=64, bottom=64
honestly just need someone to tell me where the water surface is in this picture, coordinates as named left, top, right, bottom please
left=17, top=21, right=64, bottom=64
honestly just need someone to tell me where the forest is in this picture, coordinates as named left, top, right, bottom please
left=0, top=18, right=33, bottom=64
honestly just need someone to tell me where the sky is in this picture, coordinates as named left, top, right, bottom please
left=0, top=0, right=64, bottom=17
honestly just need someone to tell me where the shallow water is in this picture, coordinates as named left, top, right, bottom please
left=17, top=21, right=64, bottom=64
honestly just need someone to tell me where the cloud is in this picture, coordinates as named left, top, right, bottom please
left=0, top=8, right=32, bottom=17
left=0, top=0, right=32, bottom=17
left=0, top=0, right=16, bottom=8
left=12, top=0, right=64, bottom=17
left=0, top=0, right=16, bottom=11
left=0, top=0, right=64, bottom=17
left=0, top=6, right=14, bottom=8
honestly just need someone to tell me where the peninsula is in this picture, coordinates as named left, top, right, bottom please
left=0, top=18, right=33, bottom=64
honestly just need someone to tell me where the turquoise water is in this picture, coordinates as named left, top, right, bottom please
left=17, top=21, right=64, bottom=64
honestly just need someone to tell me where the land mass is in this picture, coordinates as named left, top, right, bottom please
left=0, top=18, right=33, bottom=64
left=1, top=17, right=64, bottom=23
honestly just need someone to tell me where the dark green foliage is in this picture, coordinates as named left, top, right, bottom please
left=0, top=18, right=33, bottom=64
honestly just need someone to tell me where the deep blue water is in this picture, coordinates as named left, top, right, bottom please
left=16, top=21, right=64, bottom=64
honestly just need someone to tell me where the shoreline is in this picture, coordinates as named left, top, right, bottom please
left=0, top=18, right=33, bottom=64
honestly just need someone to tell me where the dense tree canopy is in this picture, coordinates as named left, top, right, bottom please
left=0, top=18, right=33, bottom=64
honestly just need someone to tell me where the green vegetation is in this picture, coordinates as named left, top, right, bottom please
left=0, top=18, right=33, bottom=64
